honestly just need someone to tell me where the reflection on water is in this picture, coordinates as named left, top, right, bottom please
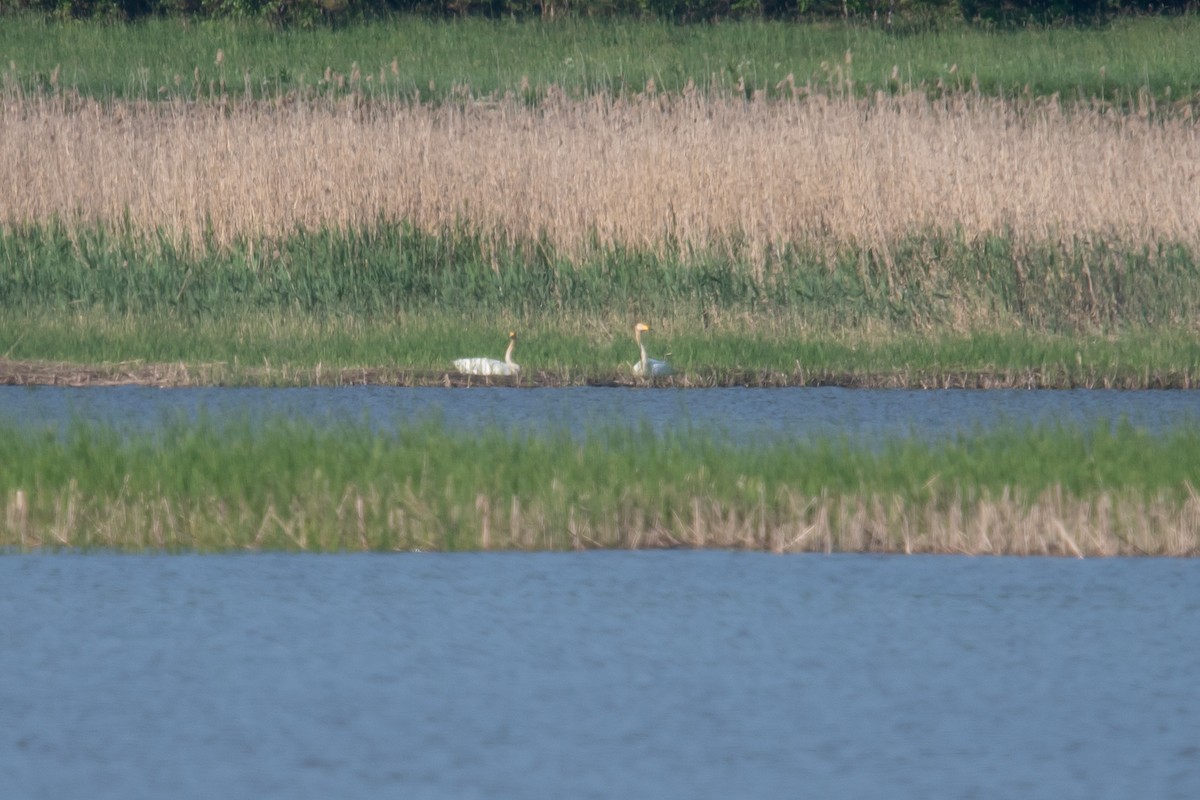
left=2, top=552, right=1198, bottom=800
left=1, top=385, right=1198, bottom=442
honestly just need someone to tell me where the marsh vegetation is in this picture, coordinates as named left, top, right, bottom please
left=2, top=79, right=1198, bottom=385
left=2, top=14, right=1198, bottom=553
left=3, top=416, right=1198, bottom=555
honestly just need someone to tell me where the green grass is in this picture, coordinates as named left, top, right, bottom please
left=2, top=223, right=1198, bottom=386
left=1, top=14, right=1197, bottom=104
left=4, top=415, right=1195, bottom=504
left=3, top=309, right=1199, bottom=388
left=4, top=223, right=1199, bottom=328
left=2, top=415, right=1198, bottom=553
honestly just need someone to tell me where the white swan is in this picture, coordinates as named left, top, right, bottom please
left=454, top=331, right=520, bottom=376
left=631, top=322, right=673, bottom=377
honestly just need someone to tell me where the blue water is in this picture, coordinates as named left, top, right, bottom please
left=3, top=388, right=1199, bottom=797
left=1, top=385, right=1197, bottom=442
left=3, top=552, right=1198, bottom=800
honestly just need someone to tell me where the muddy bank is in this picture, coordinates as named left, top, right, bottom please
left=0, top=358, right=1195, bottom=390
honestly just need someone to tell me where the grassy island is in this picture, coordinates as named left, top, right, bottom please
left=3, top=417, right=1198, bottom=555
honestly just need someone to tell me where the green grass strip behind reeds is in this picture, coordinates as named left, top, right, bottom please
left=2, top=15, right=1198, bottom=105
left=3, top=223, right=1199, bottom=331
left=1, top=416, right=1198, bottom=553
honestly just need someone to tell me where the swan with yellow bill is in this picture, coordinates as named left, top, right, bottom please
left=631, top=322, right=673, bottom=377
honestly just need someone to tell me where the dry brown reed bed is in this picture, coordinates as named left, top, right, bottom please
left=5, top=484, right=1198, bottom=556
left=3, top=87, right=1198, bottom=255
left=0, top=357, right=226, bottom=387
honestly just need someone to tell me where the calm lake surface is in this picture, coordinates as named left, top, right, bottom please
left=1, top=385, right=1198, bottom=442
left=3, top=552, right=1198, bottom=800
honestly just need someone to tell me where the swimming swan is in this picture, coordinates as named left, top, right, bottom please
left=631, top=322, right=673, bottom=377
left=454, top=331, right=520, bottom=376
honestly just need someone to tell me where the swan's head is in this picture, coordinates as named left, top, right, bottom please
left=508, top=331, right=517, bottom=340
left=635, top=322, right=651, bottom=333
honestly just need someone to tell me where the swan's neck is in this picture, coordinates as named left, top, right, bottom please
left=636, top=329, right=648, bottom=371
left=504, top=339, right=516, bottom=366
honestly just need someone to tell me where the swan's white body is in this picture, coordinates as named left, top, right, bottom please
left=455, top=332, right=520, bottom=376
left=633, top=357, right=673, bottom=377
left=631, top=322, right=673, bottom=377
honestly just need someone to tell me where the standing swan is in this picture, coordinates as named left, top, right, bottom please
left=454, top=331, right=520, bottom=376
left=631, top=322, right=673, bottom=377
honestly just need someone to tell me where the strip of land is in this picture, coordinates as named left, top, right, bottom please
left=2, top=419, right=1198, bottom=556
left=2, top=357, right=1198, bottom=390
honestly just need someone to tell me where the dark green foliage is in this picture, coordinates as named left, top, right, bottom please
left=960, top=0, right=1194, bottom=25
left=1, top=0, right=1192, bottom=25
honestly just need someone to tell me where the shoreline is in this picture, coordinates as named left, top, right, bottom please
left=1, top=358, right=1196, bottom=390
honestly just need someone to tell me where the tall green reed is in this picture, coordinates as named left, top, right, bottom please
left=12, top=416, right=1197, bottom=502
left=2, top=416, right=1198, bottom=552
left=4, top=223, right=1199, bottom=332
